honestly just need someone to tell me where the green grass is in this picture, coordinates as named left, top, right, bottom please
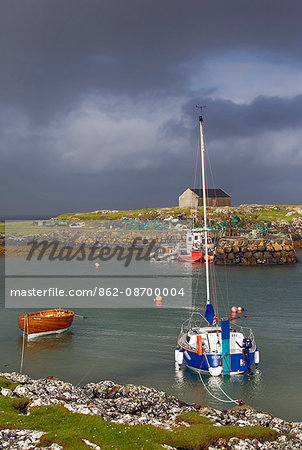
left=4, top=221, right=57, bottom=236
left=0, top=395, right=29, bottom=415
left=57, top=207, right=193, bottom=222
left=0, top=394, right=278, bottom=449
left=175, top=411, right=214, bottom=425
left=249, top=209, right=301, bottom=223
left=56, top=204, right=302, bottom=224
left=58, top=208, right=161, bottom=221
left=0, top=377, right=19, bottom=392
left=2, top=205, right=301, bottom=242
left=3, top=205, right=301, bottom=228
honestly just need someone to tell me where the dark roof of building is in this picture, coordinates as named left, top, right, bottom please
left=191, top=188, right=230, bottom=198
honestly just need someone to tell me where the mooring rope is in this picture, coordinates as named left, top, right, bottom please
left=19, top=316, right=26, bottom=373
left=215, top=380, right=239, bottom=402
left=198, top=371, right=239, bottom=404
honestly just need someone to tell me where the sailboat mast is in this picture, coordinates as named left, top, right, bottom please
left=198, top=112, right=210, bottom=305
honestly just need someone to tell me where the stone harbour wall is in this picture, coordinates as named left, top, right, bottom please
left=215, top=237, right=298, bottom=265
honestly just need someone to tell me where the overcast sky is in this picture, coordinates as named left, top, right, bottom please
left=1, top=0, right=302, bottom=216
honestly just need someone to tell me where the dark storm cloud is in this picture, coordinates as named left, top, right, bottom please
left=160, top=93, right=302, bottom=205
left=1, top=0, right=302, bottom=118
left=178, top=94, right=302, bottom=140
left=2, top=137, right=300, bottom=217
left=2, top=92, right=302, bottom=216
left=1, top=0, right=302, bottom=215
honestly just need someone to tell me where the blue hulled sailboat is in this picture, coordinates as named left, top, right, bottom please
left=175, top=109, right=259, bottom=376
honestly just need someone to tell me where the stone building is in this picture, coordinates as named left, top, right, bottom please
left=178, top=188, right=231, bottom=208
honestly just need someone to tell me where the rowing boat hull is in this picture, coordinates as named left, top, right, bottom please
left=18, top=309, right=74, bottom=339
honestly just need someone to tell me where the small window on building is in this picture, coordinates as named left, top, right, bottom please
left=194, top=235, right=198, bottom=240
left=188, top=237, right=192, bottom=242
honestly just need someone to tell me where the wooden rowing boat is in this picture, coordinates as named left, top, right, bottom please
left=18, top=308, right=74, bottom=339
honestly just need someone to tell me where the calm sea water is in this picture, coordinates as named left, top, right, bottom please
left=1, top=253, right=301, bottom=421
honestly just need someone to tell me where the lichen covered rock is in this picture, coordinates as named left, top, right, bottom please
left=215, top=238, right=297, bottom=265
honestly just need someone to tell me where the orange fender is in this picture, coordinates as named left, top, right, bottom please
left=197, top=335, right=203, bottom=356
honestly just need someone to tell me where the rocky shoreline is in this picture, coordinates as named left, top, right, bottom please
left=1, top=372, right=302, bottom=449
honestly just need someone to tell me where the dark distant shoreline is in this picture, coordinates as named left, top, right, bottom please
left=0, top=215, right=52, bottom=221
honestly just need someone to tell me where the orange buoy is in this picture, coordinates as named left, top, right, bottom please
left=197, top=335, right=203, bottom=356
left=153, top=295, right=162, bottom=307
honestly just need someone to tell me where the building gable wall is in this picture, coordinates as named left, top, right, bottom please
left=179, top=189, right=231, bottom=208
left=179, top=189, right=199, bottom=208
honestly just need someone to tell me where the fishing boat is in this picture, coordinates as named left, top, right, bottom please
left=175, top=108, right=259, bottom=376
left=179, top=229, right=214, bottom=263
left=18, top=308, right=74, bottom=339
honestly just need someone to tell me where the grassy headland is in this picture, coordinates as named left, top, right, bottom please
left=0, top=377, right=278, bottom=449
left=56, top=204, right=302, bottom=224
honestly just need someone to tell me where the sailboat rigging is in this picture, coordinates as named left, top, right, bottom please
left=175, top=108, right=259, bottom=376
left=178, top=107, right=215, bottom=263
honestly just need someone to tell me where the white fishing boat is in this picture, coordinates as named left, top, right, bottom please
left=179, top=229, right=214, bottom=263
left=175, top=107, right=259, bottom=376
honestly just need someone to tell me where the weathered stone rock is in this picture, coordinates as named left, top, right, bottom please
left=264, top=251, right=272, bottom=259
left=283, top=244, right=291, bottom=251
left=0, top=429, right=47, bottom=449
left=247, top=244, right=258, bottom=252
left=254, top=252, right=263, bottom=259
left=273, top=243, right=282, bottom=251
left=215, top=238, right=297, bottom=265
left=1, top=387, right=13, bottom=397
